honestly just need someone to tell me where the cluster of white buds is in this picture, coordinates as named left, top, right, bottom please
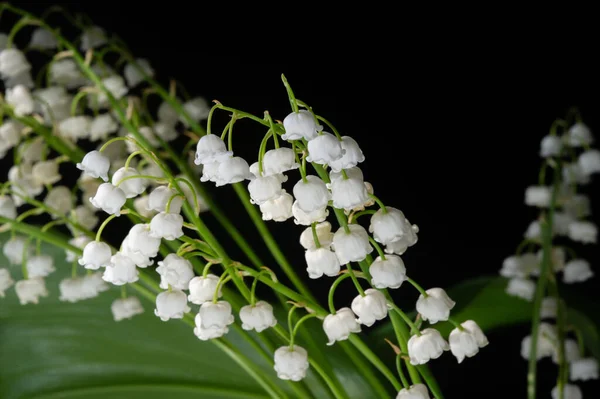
left=501, top=115, right=599, bottom=397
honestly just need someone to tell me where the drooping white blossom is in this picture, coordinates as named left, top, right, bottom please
left=567, top=122, right=593, bottom=147
left=0, top=268, right=14, bottom=297
left=273, top=345, right=309, bottom=381
left=193, top=300, right=235, bottom=340
left=239, top=300, right=277, bottom=332
left=262, top=148, right=300, bottom=176
left=78, top=241, right=112, bottom=271
left=26, top=254, right=56, bottom=278
left=194, top=135, right=233, bottom=165
left=570, top=358, right=599, bottom=381
left=396, top=384, right=430, bottom=399
left=156, top=254, right=195, bottom=290
left=551, top=384, right=582, bottom=399
left=323, top=307, right=361, bottom=345
left=351, top=289, right=388, bottom=327
left=103, top=253, right=139, bottom=285
left=90, top=114, right=119, bottom=141
left=29, top=28, right=58, bottom=49
left=80, top=26, right=108, bottom=50
left=89, top=183, right=126, bottom=216
left=259, top=191, right=293, bottom=222
left=147, top=186, right=183, bottom=214
left=149, top=212, right=184, bottom=240
left=448, top=320, right=489, bottom=363
left=216, top=157, right=253, bottom=186
left=188, top=274, right=222, bottom=305
left=520, top=323, right=557, bottom=360
left=124, top=58, right=154, bottom=88
left=333, top=224, right=373, bottom=264
left=506, top=277, right=536, bottom=301
left=111, top=296, right=145, bottom=321
left=525, top=186, right=551, bottom=207
left=6, top=84, right=35, bottom=116
left=282, top=110, right=318, bottom=141
left=112, top=167, right=148, bottom=198
left=31, top=159, right=62, bottom=185
left=306, top=132, right=344, bottom=165
left=293, top=175, right=330, bottom=213
left=15, top=277, right=48, bottom=305
left=44, top=186, right=74, bottom=217
left=0, top=48, right=31, bottom=79
left=540, top=134, right=562, bottom=158
left=155, top=289, right=190, bottom=321
left=563, top=259, right=594, bottom=283
left=567, top=221, right=597, bottom=244
left=408, top=328, right=449, bottom=365
left=292, top=200, right=329, bottom=226
left=416, top=288, right=455, bottom=324
left=370, top=255, right=407, bottom=289
left=328, top=136, right=365, bottom=172
left=0, top=195, right=17, bottom=220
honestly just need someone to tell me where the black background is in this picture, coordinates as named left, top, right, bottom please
left=5, top=2, right=600, bottom=398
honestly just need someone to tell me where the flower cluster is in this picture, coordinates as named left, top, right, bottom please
left=0, top=7, right=486, bottom=398
left=501, top=115, right=599, bottom=397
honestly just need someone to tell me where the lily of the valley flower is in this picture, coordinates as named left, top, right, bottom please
left=332, top=224, right=373, bottom=264
left=282, top=110, right=318, bottom=141
left=103, top=252, right=139, bottom=285
left=407, top=328, right=449, bottom=365
left=448, top=320, right=489, bottom=363
left=273, top=345, right=310, bottom=381
left=154, top=289, right=190, bottom=321
left=149, top=212, right=184, bottom=240
left=323, top=307, right=361, bottom=345
left=188, top=274, right=222, bottom=304
left=15, top=277, right=48, bottom=305
left=416, top=288, right=455, bottom=324
left=369, top=255, right=407, bottom=289
left=396, top=384, right=430, bottom=399
left=156, top=254, right=195, bottom=290
left=193, top=300, right=235, bottom=340
left=351, top=289, right=388, bottom=327
left=111, top=296, right=145, bottom=321
left=239, top=300, right=277, bottom=332
left=89, top=183, right=127, bottom=216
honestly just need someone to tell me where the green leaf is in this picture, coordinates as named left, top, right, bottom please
left=370, top=276, right=600, bottom=362
left=0, top=233, right=389, bottom=399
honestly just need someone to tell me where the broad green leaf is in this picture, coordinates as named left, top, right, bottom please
left=0, top=233, right=389, bottom=399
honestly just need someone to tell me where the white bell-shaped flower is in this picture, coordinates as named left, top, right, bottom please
left=133, top=196, right=157, bottom=219
left=282, top=110, right=318, bottom=141
left=0, top=48, right=31, bottom=78
left=329, top=166, right=363, bottom=183
left=416, top=288, right=455, bottom=324
left=90, top=183, right=126, bottom=216
left=292, top=201, right=329, bottom=225
left=4, top=70, right=34, bottom=89
left=500, top=255, right=536, bottom=278
left=8, top=164, right=44, bottom=203
left=567, top=122, right=593, bottom=147
left=0, top=120, right=22, bottom=159
left=78, top=241, right=112, bottom=270
left=448, top=320, right=489, bottom=363
left=564, top=194, right=591, bottom=219
left=112, top=167, right=147, bottom=198
left=332, top=224, right=373, bottom=265
left=58, top=116, right=92, bottom=141
left=0, top=268, right=15, bottom=297
left=77, top=151, right=110, bottom=182
left=541, top=297, right=557, bottom=319
left=274, top=345, right=309, bottom=381
left=34, top=86, right=72, bottom=125
left=121, top=236, right=154, bottom=268
left=240, top=300, right=277, bottom=332
left=151, top=121, right=177, bottom=142
left=6, top=84, right=34, bottom=116
left=0, top=195, right=17, bottom=220
left=408, top=328, right=449, bottom=365
left=563, top=259, right=594, bottom=283
left=262, top=148, right=300, bottom=175
left=49, top=59, right=86, bottom=89
left=540, top=135, right=562, bottom=158
left=66, top=236, right=92, bottom=263
left=300, top=222, right=333, bottom=250
left=520, top=323, right=557, bottom=360
left=26, top=254, right=55, bottom=278
left=29, top=28, right=58, bottom=49
left=260, top=191, right=293, bottom=222
left=80, top=26, right=107, bottom=50
left=90, top=114, right=119, bottom=141
left=124, top=58, right=154, bottom=88
left=126, top=224, right=161, bottom=258
left=551, top=384, right=582, bottom=399
left=525, top=186, right=551, bottom=207
left=181, top=97, right=210, bottom=125
left=157, top=100, right=180, bottom=126
left=156, top=254, right=195, bottom=290
left=524, top=220, right=541, bottom=239
left=305, top=247, right=341, bottom=279
left=96, top=75, right=128, bottom=108
left=154, top=289, right=190, bottom=321
left=533, top=247, right=565, bottom=276
left=45, top=186, right=73, bottom=218
left=103, top=253, right=139, bottom=285
left=552, top=339, right=581, bottom=364
left=330, top=172, right=370, bottom=211
left=293, top=175, right=331, bottom=212
left=149, top=212, right=184, bottom=240
left=506, top=277, right=536, bottom=301
left=19, top=137, right=46, bottom=165
left=194, top=300, right=235, bottom=340
left=3, top=236, right=32, bottom=265
left=248, top=175, right=283, bottom=205
left=15, top=277, right=48, bottom=305
left=216, top=156, right=253, bottom=186
left=396, top=384, right=430, bottom=399
left=328, top=136, right=365, bottom=172
left=351, top=289, right=388, bottom=327
left=323, top=307, right=361, bottom=345
left=194, top=135, right=233, bottom=165
left=568, top=221, right=597, bottom=244
left=563, top=162, right=590, bottom=185
left=32, top=160, right=62, bottom=185
left=306, top=132, right=344, bottom=164
left=200, top=162, right=220, bottom=183
left=147, top=186, right=183, bottom=214
left=370, top=207, right=414, bottom=245
left=370, top=255, right=407, bottom=289
left=111, top=297, right=145, bottom=321
left=58, top=277, right=87, bottom=303
left=578, top=149, right=600, bottom=175
left=553, top=212, right=575, bottom=236
left=188, top=274, right=222, bottom=304
left=82, top=272, right=109, bottom=298
left=570, top=358, right=599, bottom=381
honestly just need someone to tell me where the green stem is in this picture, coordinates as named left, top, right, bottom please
left=347, top=263, right=365, bottom=296
left=328, top=273, right=353, bottom=313
left=396, top=355, right=409, bottom=389
left=311, top=222, right=322, bottom=248
left=281, top=74, right=299, bottom=113
left=368, top=236, right=386, bottom=260
left=96, top=213, right=120, bottom=241
left=406, top=277, right=428, bottom=297
left=388, top=303, right=421, bottom=335
left=290, top=313, right=319, bottom=345
left=369, top=194, right=387, bottom=213
left=348, top=335, right=402, bottom=391
left=527, top=164, right=560, bottom=399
